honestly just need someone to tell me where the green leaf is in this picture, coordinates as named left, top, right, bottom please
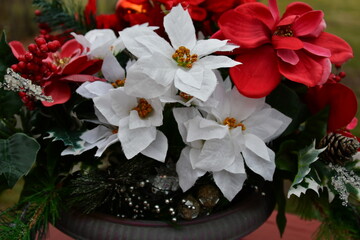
left=275, top=140, right=298, bottom=173
left=266, top=83, right=308, bottom=136
left=274, top=177, right=287, bottom=237
left=47, top=128, right=83, bottom=149
left=290, top=141, right=325, bottom=189
left=0, top=133, right=40, bottom=188
left=0, top=90, right=22, bottom=118
left=0, top=31, right=17, bottom=81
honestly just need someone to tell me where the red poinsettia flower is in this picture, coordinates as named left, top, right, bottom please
left=9, top=39, right=102, bottom=107
left=42, top=39, right=102, bottom=107
left=85, top=0, right=125, bottom=31
left=214, top=0, right=353, bottom=98
left=305, top=82, right=358, bottom=132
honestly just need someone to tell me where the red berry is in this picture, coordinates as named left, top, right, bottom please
left=18, top=55, right=26, bottom=62
left=24, top=52, right=34, bottom=62
left=39, top=44, right=49, bottom=52
left=339, top=71, right=346, bottom=78
left=335, top=63, right=342, bottom=69
left=35, top=37, right=47, bottom=46
left=18, top=92, right=26, bottom=97
left=18, top=61, right=27, bottom=70
left=47, top=40, right=61, bottom=52
left=34, top=9, right=41, bottom=16
left=28, top=44, right=38, bottom=53
left=334, top=76, right=341, bottom=82
left=11, top=64, right=19, bottom=72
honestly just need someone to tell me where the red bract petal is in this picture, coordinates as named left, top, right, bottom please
left=293, top=10, right=324, bottom=37
left=219, top=9, right=271, bottom=48
left=96, top=14, right=123, bottom=31
left=277, top=49, right=299, bottom=65
left=307, top=32, right=353, bottom=65
left=188, top=5, right=207, bottom=21
left=9, top=41, right=26, bottom=59
left=61, top=56, right=102, bottom=75
left=60, top=74, right=101, bottom=83
left=283, top=2, right=313, bottom=18
left=60, top=39, right=83, bottom=59
left=305, top=83, right=358, bottom=131
left=272, top=36, right=303, bottom=50
left=302, top=42, right=331, bottom=57
left=203, top=0, right=237, bottom=13
left=268, top=0, right=280, bottom=23
left=278, top=50, right=328, bottom=87
left=234, top=2, right=275, bottom=30
left=230, top=45, right=281, bottom=98
left=42, top=81, right=71, bottom=107
left=277, top=15, right=297, bottom=26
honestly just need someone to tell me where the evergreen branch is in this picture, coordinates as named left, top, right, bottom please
left=32, top=0, right=88, bottom=34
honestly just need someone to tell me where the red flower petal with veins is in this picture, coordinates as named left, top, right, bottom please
left=218, top=10, right=271, bottom=48
left=230, top=45, right=281, bottom=98
left=8, top=41, right=26, bottom=58
left=305, top=83, right=358, bottom=132
left=42, top=80, right=71, bottom=107
left=292, top=11, right=324, bottom=37
left=278, top=50, right=330, bottom=87
left=307, top=32, right=354, bottom=65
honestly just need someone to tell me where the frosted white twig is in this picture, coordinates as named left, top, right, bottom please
left=0, top=68, right=53, bottom=102
left=329, top=163, right=360, bottom=206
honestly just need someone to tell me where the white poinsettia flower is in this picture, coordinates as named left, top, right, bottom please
left=76, top=58, right=135, bottom=99
left=61, top=125, right=119, bottom=158
left=173, top=82, right=292, bottom=200
left=120, top=5, right=240, bottom=102
left=93, top=87, right=167, bottom=162
left=72, top=29, right=124, bottom=59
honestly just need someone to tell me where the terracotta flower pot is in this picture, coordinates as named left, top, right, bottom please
left=55, top=185, right=275, bottom=240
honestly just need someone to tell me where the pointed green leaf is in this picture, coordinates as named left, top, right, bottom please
left=0, top=133, right=40, bottom=188
left=290, top=141, right=325, bottom=190
left=47, top=128, right=83, bottom=149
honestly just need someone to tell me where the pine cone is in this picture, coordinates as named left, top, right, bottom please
left=318, top=132, right=360, bottom=165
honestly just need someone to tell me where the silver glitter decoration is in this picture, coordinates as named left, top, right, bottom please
left=329, top=163, right=360, bottom=206
left=1, top=68, right=53, bottom=102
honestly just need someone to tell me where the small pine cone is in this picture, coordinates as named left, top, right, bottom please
left=318, top=132, right=360, bottom=165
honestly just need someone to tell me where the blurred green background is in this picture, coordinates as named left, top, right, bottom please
left=0, top=0, right=359, bottom=209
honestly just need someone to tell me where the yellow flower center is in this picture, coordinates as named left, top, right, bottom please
left=53, top=54, right=70, bottom=68
left=111, top=79, right=126, bottom=88
left=179, top=91, right=193, bottom=101
left=172, top=46, right=198, bottom=68
left=223, top=117, right=246, bottom=130
left=112, top=128, right=119, bottom=134
left=273, top=25, right=294, bottom=37
left=133, top=98, right=153, bottom=118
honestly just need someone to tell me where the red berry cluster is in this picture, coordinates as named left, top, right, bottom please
left=11, top=37, right=61, bottom=109
left=328, top=71, right=347, bottom=83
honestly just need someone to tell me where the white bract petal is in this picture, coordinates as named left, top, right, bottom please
left=120, top=24, right=172, bottom=58
left=176, top=147, right=206, bottom=192
left=185, top=116, right=228, bottom=142
left=197, top=55, right=241, bottom=70
left=102, top=54, right=125, bottom=82
left=117, top=117, right=157, bottom=159
left=141, top=130, right=168, bottom=162
left=195, top=138, right=236, bottom=172
left=76, top=81, right=114, bottom=99
left=242, top=146, right=276, bottom=181
left=164, top=5, right=196, bottom=50
left=213, top=171, right=247, bottom=201
left=124, top=70, right=170, bottom=99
